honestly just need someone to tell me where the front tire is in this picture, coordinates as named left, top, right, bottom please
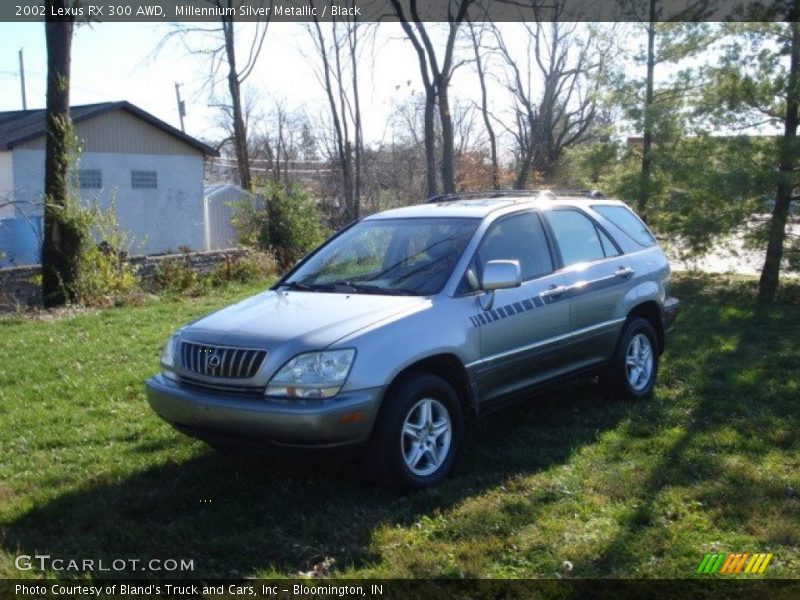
left=602, top=317, right=659, bottom=401
left=367, top=373, right=463, bottom=491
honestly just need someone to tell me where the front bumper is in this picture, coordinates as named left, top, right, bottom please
left=145, top=374, right=383, bottom=448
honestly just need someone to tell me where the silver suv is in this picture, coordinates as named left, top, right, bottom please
left=146, top=191, right=679, bottom=489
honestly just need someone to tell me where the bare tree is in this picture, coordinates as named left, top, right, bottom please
left=493, top=18, right=603, bottom=188
left=307, top=7, right=366, bottom=224
left=41, top=1, right=79, bottom=307
left=210, top=87, right=259, bottom=156
left=252, top=100, right=313, bottom=184
left=157, top=1, right=271, bottom=191
left=389, top=0, right=474, bottom=196
left=467, top=20, right=500, bottom=188
left=257, top=100, right=294, bottom=184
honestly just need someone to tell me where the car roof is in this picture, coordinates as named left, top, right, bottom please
left=365, top=192, right=628, bottom=220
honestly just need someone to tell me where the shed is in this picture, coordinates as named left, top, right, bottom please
left=0, top=101, right=218, bottom=259
left=203, top=184, right=261, bottom=251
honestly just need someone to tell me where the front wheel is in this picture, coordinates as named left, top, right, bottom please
left=366, top=373, right=463, bottom=491
left=602, top=317, right=659, bottom=401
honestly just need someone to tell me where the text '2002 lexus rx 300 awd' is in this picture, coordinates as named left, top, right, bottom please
left=146, top=190, right=679, bottom=490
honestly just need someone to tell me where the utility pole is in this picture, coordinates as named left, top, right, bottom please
left=19, top=48, right=27, bottom=110
left=174, top=82, right=186, bottom=132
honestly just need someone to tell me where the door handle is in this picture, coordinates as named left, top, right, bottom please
left=540, top=284, right=568, bottom=299
left=615, top=266, right=635, bottom=278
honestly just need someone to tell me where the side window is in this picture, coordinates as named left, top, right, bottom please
left=597, top=227, right=621, bottom=257
left=544, top=209, right=607, bottom=267
left=592, top=204, right=656, bottom=247
left=476, top=212, right=553, bottom=280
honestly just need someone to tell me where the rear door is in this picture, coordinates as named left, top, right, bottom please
left=542, top=208, right=633, bottom=369
left=466, top=211, right=572, bottom=408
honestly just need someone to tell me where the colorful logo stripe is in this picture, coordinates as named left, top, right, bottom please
left=696, top=553, right=773, bottom=574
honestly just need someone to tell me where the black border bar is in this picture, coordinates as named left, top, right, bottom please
left=2, top=0, right=798, bottom=23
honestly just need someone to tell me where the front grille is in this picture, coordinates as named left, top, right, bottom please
left=178, top=376, right=264, bottom=398
left=180, top=341, right=266, bottom=379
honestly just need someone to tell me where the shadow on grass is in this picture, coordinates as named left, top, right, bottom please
left=3, top=379, right=624, bottom=578
left=570, top=274, right=800, bottom=576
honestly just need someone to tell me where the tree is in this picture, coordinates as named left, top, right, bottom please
left=41, top=0, right=80, bottom=307
left=308, top=9, right=365, bottom=224
left=613, top=1, right=712, bottom=218
left=389, top=0, right=473, bottom=196
left=467, top=20, right=499, bottom=188
left=494, top=20, right=604, bottom=188
left=701, top=20, right=800, bottom=303
left=158, top=1, right=271, bottom=191
left=638, top=0, right=656, bottom=216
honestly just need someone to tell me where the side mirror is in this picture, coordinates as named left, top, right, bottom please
left=481, top=260, right=521, bottom=291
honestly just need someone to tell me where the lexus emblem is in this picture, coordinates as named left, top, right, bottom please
left=207, top=353, right=221, bottom=370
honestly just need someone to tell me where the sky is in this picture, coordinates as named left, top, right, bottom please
left=0, top=21, right=639, bottom=150
left=0, top=22, right=466, bottom=144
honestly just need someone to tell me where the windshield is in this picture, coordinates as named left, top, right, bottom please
left=282, top=217, right=480, bottom=296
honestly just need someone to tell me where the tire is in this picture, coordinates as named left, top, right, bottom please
left=602, top=317, right=659, bottom=402
left=366, top=373, right=463, bottom=491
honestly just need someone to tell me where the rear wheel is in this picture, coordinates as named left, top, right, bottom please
left=367, top=373, right=463, bottom=491
left=602, top=317, right=659, bottom=401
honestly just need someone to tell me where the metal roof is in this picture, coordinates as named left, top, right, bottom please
left=0, top=101, right=219, bottom=156
left=204, top=183, right=255, bottom=199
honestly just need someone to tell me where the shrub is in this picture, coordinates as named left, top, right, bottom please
left=151, top=251, right=201, bottom=294
left=71, top=199, right=141, bottom=306
left=209, top=250, right=276, bottom=286
left=233, top=182, right=326, bottom=270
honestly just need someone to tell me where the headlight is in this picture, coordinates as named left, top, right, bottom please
left=265, top=349, right=356, bottom=399
left=160, top=334, right=178, bottom=373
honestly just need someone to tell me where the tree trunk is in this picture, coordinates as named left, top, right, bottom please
left=514, top=145, right=534, bottom=190
left=638, top=0, right=657, bottom=219
left=438, top=81, right=456, bottom=194
left=469, top=23, right=499, bottom=189
left=423, top=88, right=438, bottom=197
left=310, top=18, right=354, bottom=224
left=222, top=14, right=251, bottom=191
left=350, top=20, right=362, bottom=220
left=515, top=111, right=537, bottom=190
left=758, top=20, right=800, bottom=303
left=41, top=5, right=78, bottom=307
left=389, top=0, right=469, bottom=199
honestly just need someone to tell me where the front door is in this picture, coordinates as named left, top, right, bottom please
left=467, top=211, right=572, bottom=407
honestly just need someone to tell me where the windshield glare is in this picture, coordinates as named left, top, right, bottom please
left=284, top=218, right=480, bottom=296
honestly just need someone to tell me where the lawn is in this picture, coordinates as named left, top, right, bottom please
left=0, top=274, right=798, bottom=579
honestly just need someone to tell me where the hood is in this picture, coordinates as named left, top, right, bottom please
left=183, top=289, right=430, bottom=350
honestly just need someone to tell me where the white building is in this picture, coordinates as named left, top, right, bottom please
left=0, top=101, right=219, bottom=264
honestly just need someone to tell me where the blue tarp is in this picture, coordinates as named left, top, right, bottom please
left=0, top=216, right=42, bottom=267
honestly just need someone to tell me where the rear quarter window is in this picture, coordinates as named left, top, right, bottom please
left=592, top=205, right=656, bottom=247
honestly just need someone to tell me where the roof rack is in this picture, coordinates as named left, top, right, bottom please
left=425, top=189, right=605, bottom=204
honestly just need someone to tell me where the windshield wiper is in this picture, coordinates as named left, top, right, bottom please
left=281, top=281, right=318, bottom=291
left=330, top=280, right=416, bottom=296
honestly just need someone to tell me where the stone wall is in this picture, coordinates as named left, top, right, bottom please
left=0, top=264, right=40, bottom=309
left=0, top=248, right=246, bottom=311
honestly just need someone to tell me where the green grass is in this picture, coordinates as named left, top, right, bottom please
left=0, top=274, right=798, bottom=579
